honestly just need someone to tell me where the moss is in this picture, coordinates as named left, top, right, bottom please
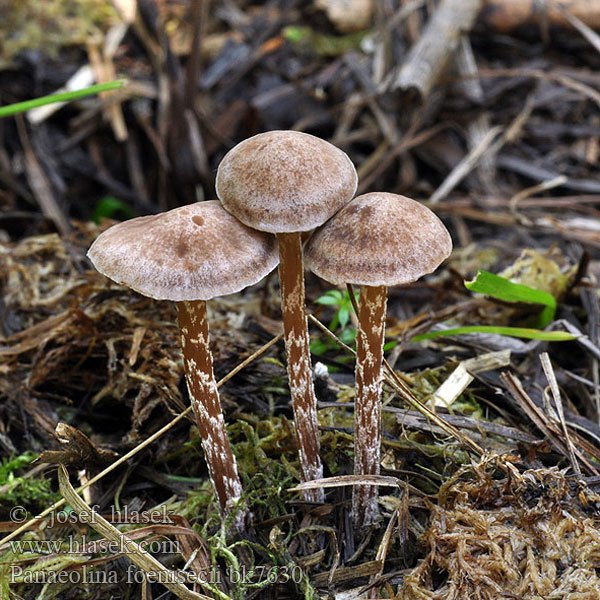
left=174, top=416, right=318, bottom=599
left=0, top=453, right=59, bottom=517
left=0, top=0, right=118, bottom=62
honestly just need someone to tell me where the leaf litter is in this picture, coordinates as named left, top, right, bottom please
left=2, top=0, right=600, bottom=598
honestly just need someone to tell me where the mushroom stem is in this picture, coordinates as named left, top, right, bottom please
left=352, top=284, right=387, bottom=530
left=176, top=300, right=243, bottom=517
left=277, top=232, right=324, bottom=503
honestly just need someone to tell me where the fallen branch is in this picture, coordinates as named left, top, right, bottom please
left=383, top=0, right=483, bottom=101
left=481, top=0, right=600, bottom=31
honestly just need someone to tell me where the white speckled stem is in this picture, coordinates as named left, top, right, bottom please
left=176, top=300, right=243, bottom=518
left=277, top=232, right=324, bottom=503
left=352, top=285, right=387, bottom=531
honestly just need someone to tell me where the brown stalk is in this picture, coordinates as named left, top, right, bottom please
left=176, top=300, right=243, bottom=516
left=353, top=285, right=388, bottom=530
left=277, top=232, right=324, bottom=503
left=309, top=311, right=484, bottom=456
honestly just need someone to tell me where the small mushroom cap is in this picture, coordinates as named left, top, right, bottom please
left=87, top=201, right=279, bottom=301
left=215, top=130, right=358, bottom=233
left=305, top=192, right=452, bottom=287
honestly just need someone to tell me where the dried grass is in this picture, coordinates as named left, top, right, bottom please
left=0, top=223, right=212, bottom=445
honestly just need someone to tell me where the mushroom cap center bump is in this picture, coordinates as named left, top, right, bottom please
left=215, top=130, right=358, bottom=233
left=305, top=192, right=453, bottom=287
left=87, top=200, right=279, bottom=301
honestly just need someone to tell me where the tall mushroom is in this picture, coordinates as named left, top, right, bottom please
left=87, top=201, right=279, bottom=519
left=305, top=192, right=452, bottom=529
left=216, top=130, right=358, bottom=502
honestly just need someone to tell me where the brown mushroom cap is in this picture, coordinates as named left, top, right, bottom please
left=215, top=130, right=358, bottom=233
left=305, top=192, right=452, bottom=287
left=87, top=201, right=279, bottom=301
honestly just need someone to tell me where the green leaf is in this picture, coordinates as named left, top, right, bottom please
left=339, top=328, right=357, bottom=344
left=283, top=26, right=308, bottom=43
left=0, top=80, right=127, bottom=119
left=92, top=196, right=135, bottom=224
left=338, top=306, right=350, bottom=328
left=283, top=26, right=367, bottom=57
left=383, top=341, right=397, bottom=351
left=465, top=270, right=557, bottom=327
left=310, top=339, right=330, bottom=356
left=315, top=291, right=343, bottom=306
left=329, top=313, right=340, bottom=331
left=412, top=326, right=577, bottom=342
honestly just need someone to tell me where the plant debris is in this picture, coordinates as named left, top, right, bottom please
left=2, top=0, right=600, bottom=598
left=401, top=456, right=600, bottom=599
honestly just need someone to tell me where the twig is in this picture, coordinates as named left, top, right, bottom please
left=509, top=176, right=567, bottom=222
left=481, top=0, right=600, bottom=31
left=580, top=290, right=600, bottom=423
left=474, top=67, right=600, bottom=111
left=289, top=474, right=401, bottom=492
left=540, top=353, right=581, bottom=475
left=384, top=0, right=483, bottom=101
left=15, top=115, right=71, bottom=237
left=429, top=126, right=502, bottom=204
left=453, top=35, right=497, bottom=191
left=557, top=4, right=600, bottom=55
left=501, top=371, right=597, bottom=474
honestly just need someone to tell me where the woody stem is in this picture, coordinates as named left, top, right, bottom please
left=277, top=232, right=324, bottom=503
left=176, top=300, right=243, bottom=516
left=352, top=284, right=387, bottom=530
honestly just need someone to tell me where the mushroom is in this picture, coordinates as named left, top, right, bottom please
left=305, top=192, right=452, bottom=529
left=87, top=201, right=279, bottom=519
left=216, top=130, right=357, bottom=502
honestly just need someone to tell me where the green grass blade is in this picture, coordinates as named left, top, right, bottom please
left=465, top=270, right=557, bottom=327
left=412, top=325, right=577, bottom=342
left=0, top=80, right=127, bottom=119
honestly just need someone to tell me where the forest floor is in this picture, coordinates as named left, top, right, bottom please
left=2, top=1, right=600, bottom=599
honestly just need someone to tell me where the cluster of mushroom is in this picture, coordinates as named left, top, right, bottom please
left=87, top=130, right=452, bottom=532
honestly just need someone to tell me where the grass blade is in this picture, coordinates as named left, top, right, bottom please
left=0, top=80, right=127, bottom=119
left=413, top=325, right=577, bottom=342
left=57, top=465, right=216, bottom=600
